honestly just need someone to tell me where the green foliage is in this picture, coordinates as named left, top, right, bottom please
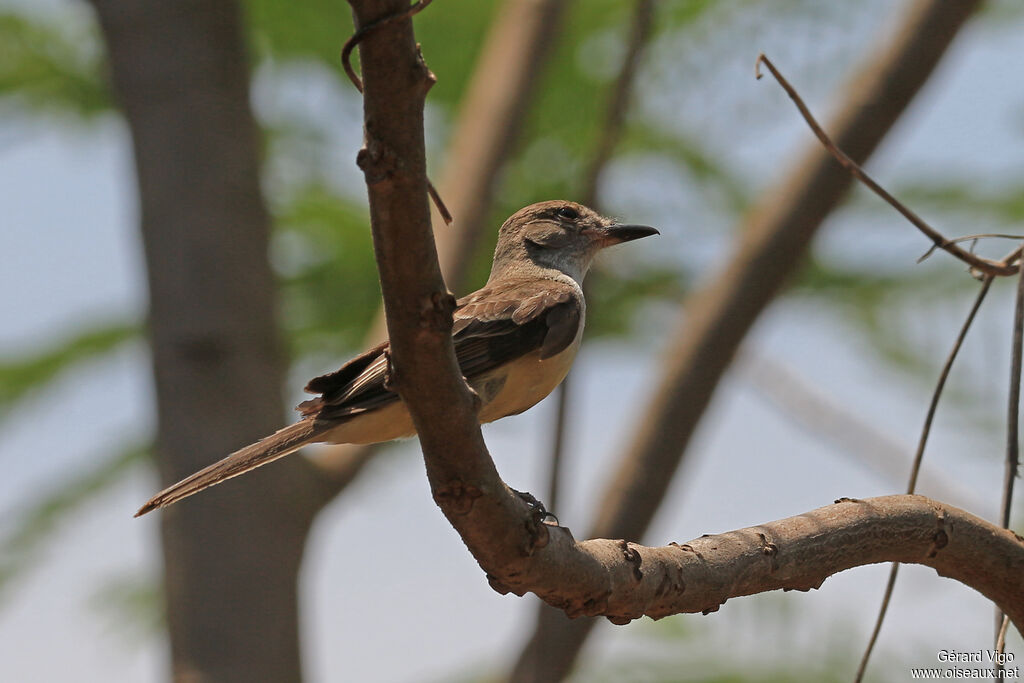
left=587, top=266, right=690, bottom=340
left=273, top=184, right=379, bottom=356
left=622, top=125, right=751, bottom=215
left=896, top=182, right=1024, bottom=227
left=0, top=11, right=109, bottom=119
left=0, top=321, right=140, bottom=420
left=245, top=0, right=499, bottom=108
left=0, top=441, right=150, bottom=603
left=88, top=572, right=164, bottom=644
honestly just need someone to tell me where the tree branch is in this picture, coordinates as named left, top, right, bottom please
left=307, top=0, right=567, bottom=499
left=346, top=0, right=1022, bottom=645
left=512, top=496, right=1023, bottom=631
left=756, top=54, right=1016, bottom=278
left=346, top=0, right=498, bottom=502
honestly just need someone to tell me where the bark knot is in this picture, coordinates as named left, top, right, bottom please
left=435, top=479, right=481, bottom=515
left=420, top=291, right=456, bottom=332
left=356, top=138, right=399, bottom=184
left=619, top=540, right=643, bottom=582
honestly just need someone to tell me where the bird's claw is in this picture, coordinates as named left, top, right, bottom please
left=512, top=488, right=559, bottom=526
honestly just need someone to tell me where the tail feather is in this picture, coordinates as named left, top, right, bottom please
left=135, top=420, right=327, bottom=517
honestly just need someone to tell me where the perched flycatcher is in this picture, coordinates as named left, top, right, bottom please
left=136, top=200, right=657, bottom=516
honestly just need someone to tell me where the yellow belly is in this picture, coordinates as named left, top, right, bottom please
left=475, top=346, right=578, bottom=424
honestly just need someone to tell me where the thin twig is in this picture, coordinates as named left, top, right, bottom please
left=755, top=54, right=1017, bottom=278
left=918, top=233, right=1024, bottom=263
left=1001, top=255, right=1023, bottom=532
left=341, top=0, right=452, bottom=224
left=341, top=0, right=433, bottom=93
left=995, top=251, right=1024, bottom=648
left=996, top=614, right=1010, bottom=659
left=854, top=275, right=994, bottom=683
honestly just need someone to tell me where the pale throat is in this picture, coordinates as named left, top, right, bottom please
left=527, top=248, right=595, bottom=287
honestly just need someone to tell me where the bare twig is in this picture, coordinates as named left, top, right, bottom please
left=995, top=253, right=1024, bottom=648
left=1001, top=260, right=1023, bottom=532
left=855, top=275, right=993, bottom=683
left=756, top=54, right=1017, bottom=278
left=340, top=0, right=452, bottom=224
left=918, top=234, right=1024, bottom=264
left=997, top=614, right=1010, bottom=662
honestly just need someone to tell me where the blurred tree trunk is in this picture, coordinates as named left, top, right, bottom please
left=508, top=0, right=984, bottom=681
left=88, top=0, right=323, bottom=680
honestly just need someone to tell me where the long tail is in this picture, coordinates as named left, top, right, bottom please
left=135, top=420, right=328, bottom=517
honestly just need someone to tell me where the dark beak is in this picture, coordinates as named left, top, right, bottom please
left=585, top=223, right=660, bottom=247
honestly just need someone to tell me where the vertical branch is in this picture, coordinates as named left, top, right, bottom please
left=1001, top=265, right=1023, bottom=532
left=309, top=0, right=569, bottom=497
left=996, top=263, right=1024, bottom=650
left=855, top=275, right=993, bottom=683
left=88, top=0, right=324, bottom=679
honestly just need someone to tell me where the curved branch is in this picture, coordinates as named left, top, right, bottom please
left=490, top=495, right=1024, bottom=630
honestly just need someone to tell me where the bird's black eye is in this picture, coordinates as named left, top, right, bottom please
left=556, top=206, right=579, bottom=220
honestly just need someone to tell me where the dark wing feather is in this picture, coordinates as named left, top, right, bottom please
left=298, top=280, right=581, bottom=420
left=452, top=280, right=581, bottom=377
left=298, top=341, right=397, bottom=419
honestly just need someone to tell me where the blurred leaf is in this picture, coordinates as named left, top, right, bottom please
left=0, top=11, right=109, bottom=119
left=621, top=126, right=751, bottom=214
left=587, top=265, right=690, bottom=339
left=0, top=321, right=140, bottom=419
left=88, top=572, right=164, bottom=644
left=572, top=593, right=889, bottom=683
left=896, top=182, right=1024, bottom=226
left=245, top=0, right=499, bottom=109
left=273, top=184, right=380, bottom=356
left=0, top=440, right=150, bottom=604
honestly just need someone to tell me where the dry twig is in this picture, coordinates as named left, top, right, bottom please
left=341, top=0, right=452, bottom=225
left=757, top=53, right=1024, bottom=682
left=855, top=274, right=993, bottom=683
left=995, top=254, right=1024, bottom=653
left=756, top=54, right=1016, bottom=278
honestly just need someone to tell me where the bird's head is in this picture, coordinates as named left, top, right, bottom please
left=489, top=200, right=659, bottom=285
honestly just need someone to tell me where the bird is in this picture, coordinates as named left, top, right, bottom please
left=135, top=200, right=658, bottom=517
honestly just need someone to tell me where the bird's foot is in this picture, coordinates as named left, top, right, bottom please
left=511, top=488, right=559, bottom=526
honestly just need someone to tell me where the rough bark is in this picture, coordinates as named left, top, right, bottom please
left=88, top=0, right=322, bottom=680
left=347, top=1, right=1020, bottom=676
left=511, top=1, right=985, bottom=679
